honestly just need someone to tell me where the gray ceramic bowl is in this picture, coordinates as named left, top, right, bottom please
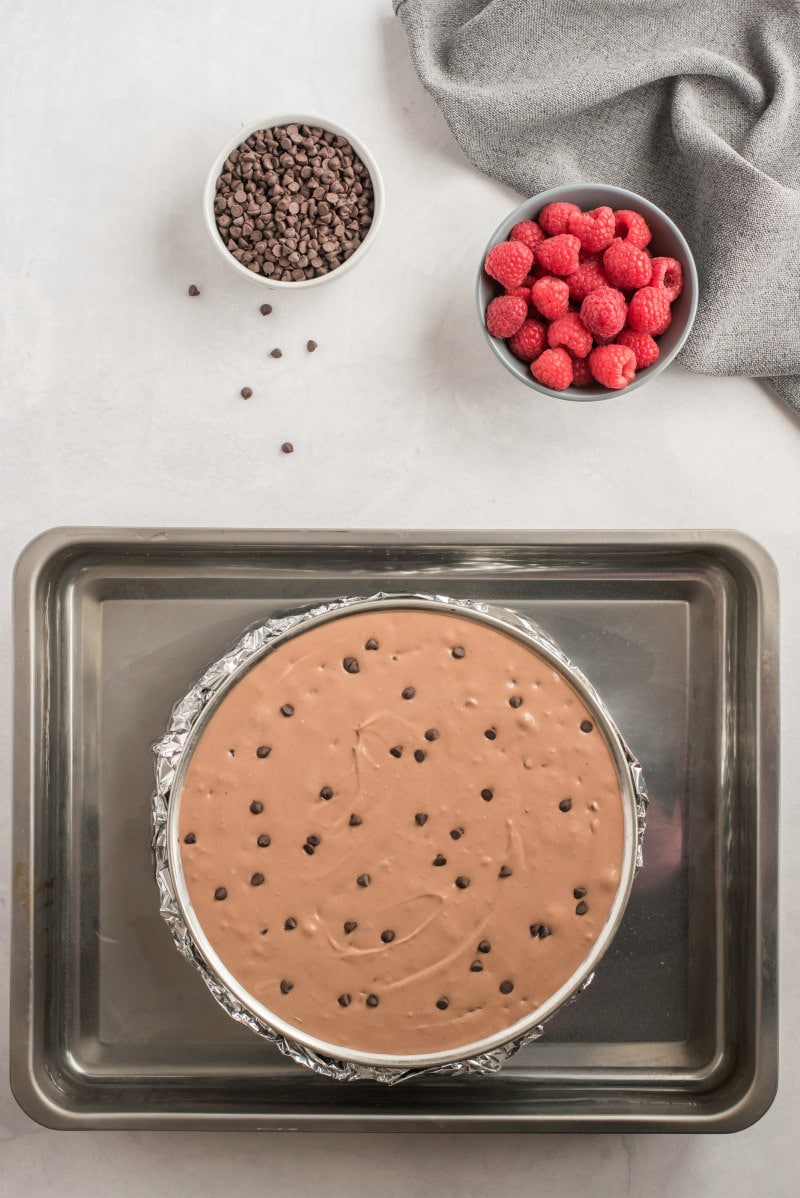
left=476, top=184, right=698, bottom=401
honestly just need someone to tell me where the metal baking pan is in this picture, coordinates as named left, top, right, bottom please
left=10, top=528, right=779, bottom=1131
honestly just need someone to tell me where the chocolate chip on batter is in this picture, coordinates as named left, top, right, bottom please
left=320, top=786, right=334, bottom=800
left=250, top=800, right=264, bottom=814
left=343, top=656, right=360, bottom=674
left=366, top=994, right=379, bottom=1008
left=188, top=284, right=200, bottom=296
left=575, top=901, right=588, bottom=916
left=338, top=993, right=351, bottom=1007
left=214, top=886, right=227, bottom=901
left=380, top=929, right=395, bottom=943
left=469, top=959, right=484, bottom=972
left=356, top=873, right=371, bottom=887
left=240, top=386, right=253, bottom=399
left=424, top=728, right=439, bottom=742
left=281, top=442, right=294, bottom=454
left=343, top=920, right=357, bottom=934
left=306, top=834, right=321, bottom=847
left=477, top=940, right=491, bottom=953
left=449, top=827, right=463, bottom=840
left=280, top=703, right=294, bottom=717
left=389, top=745, right=403, bottom=758
left=530, top=924, right=551, bottom=939
left=284, top=917, right=297, bottom=930
left=257, top=833, right=271, bottom=847
left=183, top=832, right=196, bottom=844
left=414, top=749, right=426, bottom=762
left=250, top=872, right=264, bottom=886
left=401, top=686, right=415, bottom=700
left=307, top=340, right=318, bottom=352
left=455, top=875, right=470, bottom=889
left=499, top=980, right=514, bottom=995
left=451, top=646, right=466, bottom=658
left=270, top=347, right=283, bottom=359
left=509, top=695, right=523, bottom=708
left=414, top=812, right=428, bottom=826
left=349, top=813, right=363, bottom=826
left=436, top=997, right=449, bottom=1010
left=259, top=928, right=268, bottom=935
left=280, top=980, right=293, bottom=994
left=433, top=854, right=447, bottom=866
left=573, top=887, right=587, bottom=899
left=481, top=787, right=494, bottom=802
left=260, top=303, right=272, bottom=315
left=484, top=727, right=497, bottom=741
left=499, top=865, right=512, bottom=878
left=365, top=638, right=379, bottom=650
left=256, top=745, right=272, bottom=758
left=580, top=719, right=594, bottom=733
left=559, top=798, right=573, bottom=812
left=302, top=844, right=315, bottom=856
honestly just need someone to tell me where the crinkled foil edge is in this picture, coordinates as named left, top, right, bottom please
left=151, top=592, right=648, bottom=1085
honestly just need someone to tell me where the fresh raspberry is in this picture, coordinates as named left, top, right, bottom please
left=538, top=201, right=581, bottom=236
left=530, top=347, right=573, bottom=390
left=509, top=220, right=545, bottom=251
left=603, top=239, right=653, bottom=289
left=567, top=205, right=615, bottom=253
left=547, top=311, right=593, bottom=358
left=505, top=284, right=532, bottom=302
left=613, top=209, right=652, bottom=249
left=649, top=257, right=683, bottom=302
left=580, top=286, right=628, bottom=340
left=534, top=233, right=581, bottom=276
left=589, top=345, right=637, bottom=389
left=570, top=356, right=593, bottom=386
left=617, top=328, right=660, bottom=369
left=567, top=258, right=608, bottom=301
left=530, top=276, right=569, bottom=321
left=507, top=317, right=547, bottom=362
left=484, top=240, right=534, bottom=290
left=627, top=286, right=672, bottom=335
left=485, top=295, right=528, bottom=338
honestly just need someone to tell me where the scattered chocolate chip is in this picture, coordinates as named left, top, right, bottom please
left=469, top=959, right=483, bottom=972
left=414, top=749, right=426, bottom=763
left=436, top=997, right=449, bottom=1010
left=499, top=865, right=512, bottom=878
left=284, top=917, right=297, bottom=930
left=451, top=646, right=466, bottom=658
left=214, top=887, right=227, bottom=901
left=365, top=638, right=379, bottom=650
left=499, top=980, right=514, bottom=995
left=356, top=873, right=370, bottom=887
left=389, top=745, right=403, bottom=758
left=573, top=887, right=587, bottom=899
left=455, top=875, right=470, bottom=889
left=401, top=686, right=415, bottom=700
left=580, top=719, right=594, bottom=733
left=433, top=854, right=447, bottom=867
left=343, top=920, right=357, bottom=934
left=270, top=348, right=283, bottom=358
left=559, top=798, right=573, bottom=812
left=183, top=832, right=196, bottom=844
left=530, top=924, right=552, bottom=939
left=320, top=786, right=334, bottom=800
left=338, top=993, right=351, bottom=1007
left=250, top=872, right=264, bottom=886
left=257, top=833, right=271, bottom=847
left=484, top=727, right=497, bottom=741
left=241, top=386, right=253, bottom=399
left=307, top=339, right=318, bottom=352
left=250, top=801, right=264, bottom=814
left=281, top=441, right=294, bottom=454
left=366, top=994, right=379, bottom=1008
left=188, top=284, right=200, bottom=296
left=349, top=813, right=363, bottom=827
left=260, top=303, right=273, bottom=315
left=481, top=788, right=494, bottom=802
left=260, top=928, right=268, bottom=935
left=343, top=656, right=360, bottom=674
left=302, top=844, right=315, bottom=855
left=280, top=980, right=293, bottom=994
left=414, top=813, right=428, bottom=826
left=256, top=745, right=272, bottom=758
left=509, top=695, right=523, bottom=708
left=380, top=929, right=395, bottom=943
left=576, top=901, right=588, bottom=916
left=478, top=940, right=491, bottom=953
left=424, top=728, right=439, bottom=742
left=450, top=827, right=463, bottom=840
left=280, top=703, right=294, bottom=717
left=306, top=834, right=321, bottom=847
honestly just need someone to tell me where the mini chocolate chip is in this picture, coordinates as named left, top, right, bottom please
left=270, top=347, right=283, bottom=358
left=343, top=656, right=360, bottom=674
left=357, top=873, right=370, bottom=887
left=183, top=832, right=196, bottom=844
left=366, top=994, right=379, bottom=1008
left=433, top=854, right=447, bottom=867
left=250, top=872, right=264, bottom=886
left=214, top=886, right=227, bottom=901
left=257, top=834, right=271, bottom=847
left=260, top=303, right=272, bottom=314
left=529, top=924, right=551, bottom=939
left=306, top=834, right=321, bottom=847
left=338, top=993, right=351, bottom=1007
left=414, top=813, right=428, bottom=826
left=307, top=339, right=318, bottom=352
left=320, top=786, right=334, bottom=800
left=414, top=749, right=426, bottom=763
left=280, top=980, right=293, bottom=994
left=450, top=827, right=463, bottom=840
left=469, top=959, right=483, bottom=972
left=381, top=929, right=395, bottom=943
left=259, top=928, right=268, bottom=935
left=389, top=745, right=403, bottom=758
left=302, top=844, right=315, bottom=855
left=484, top=727, right=497, bottom=741
left=424, top=728, right=439, bottom=742
left=401, top=686, right=415, bottom=700
left=573, top=887, right=587, bottom=899
left=349, top=813, right=363, bottom=826
left=499, top=865, right=512, bottom=878
left=365, top=638, right=379, bottom=650
left=250, top=801, right=264, bottom=814
left=451, top=646, right=466, bottom=658
left=455, top=875, right=470, bottom=889
left=499, top=980, right=514, bottom=995
left=284, top=917, right=297, bottom=930
left=478, top=940, right=491, bottom=953
left=188, top=284, right=200, bottom=296
left=256, top=745, right=272, bottom=758
left=481, top=788, right=494, bottom=802
left=576, top=901, right=588, bottom=916
left=436, top=997, right=449, bottom=1010
left=559, top=798, right=573, bottom=812
left=280, top=703, right=294, bottom=717
left=509, top=695, right=523, bottom=708
left=343, top=920, right=357, bottom=934
left=241, top=386, right=253, bottom=399
left=281, top=441, right=294, bottom=454
left=580, top=719, right=594, bottom=733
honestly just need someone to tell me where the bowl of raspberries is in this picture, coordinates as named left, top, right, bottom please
left=477, top=184, right=698, bottom=399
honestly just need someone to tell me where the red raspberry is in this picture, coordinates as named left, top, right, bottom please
left=570, top=357, right=593, bottom=386
left=649, top=257, right=683, bottom=302
left=510, top=220, right=545, bottom=251
left=567, top=258, right=608, bottom=301
left=580, top=286, right=628, bottom=340
left=627, top=286, right=672, bottom=334
left=485, top=295, right=528, bottom=338
left=534, top=233, right=581, bottom=276
left=603, top=239, right=653, bottom=289
left=567, top=205, right=615, bottom=253
left=589, top=345, right=637, bottom=390
left=547, top=311, right=593, bottom=358
left=538, top=201, right=581, bottom=236
left=613, top=210, right=652, bottom=249
left=506, top=318, right=547, bottom=362
left=530, top=276, right=569, bottom=320
left=484, top=240, right=534, bottom=290
left=530, top=347, right=573, bottom=390
left=617, top=328, right=660, bottom=369
left=505, top=284, right=532, bottom=302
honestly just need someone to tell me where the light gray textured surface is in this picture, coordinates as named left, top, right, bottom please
left=0, top=0, right=798, bottom=1193
left=395, top=0, right=800, bottom=413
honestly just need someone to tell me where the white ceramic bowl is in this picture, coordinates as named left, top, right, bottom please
left=203, top=113, right=385, bottom=289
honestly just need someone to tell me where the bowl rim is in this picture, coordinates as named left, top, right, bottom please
left=476, top=183, right=699, bottom=402
left=203, top=112, right=385, bottom=289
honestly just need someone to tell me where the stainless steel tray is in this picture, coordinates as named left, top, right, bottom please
left=11, top=528, right=779, bottom=1131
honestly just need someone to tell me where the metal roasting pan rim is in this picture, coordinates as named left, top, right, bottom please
left=9, top=527, right=779, bottom=1132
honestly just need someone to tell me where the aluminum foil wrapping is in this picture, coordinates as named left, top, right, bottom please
left=151, top=592, right=648, bottom=1085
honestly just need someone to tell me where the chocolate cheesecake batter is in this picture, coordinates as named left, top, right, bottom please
left=177, top=608, right=626, bottom=1057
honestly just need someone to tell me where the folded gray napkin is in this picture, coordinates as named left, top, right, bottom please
left=394, top=0, right=800, bottom=414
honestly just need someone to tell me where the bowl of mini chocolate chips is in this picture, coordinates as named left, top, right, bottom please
left=204, top=114, right=383, bottom=287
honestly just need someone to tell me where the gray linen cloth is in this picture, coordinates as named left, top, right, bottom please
left=394, top=0, right=800, bottom=413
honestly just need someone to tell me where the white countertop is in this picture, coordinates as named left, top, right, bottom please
left=1, top=0, right=797, bottom=1192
